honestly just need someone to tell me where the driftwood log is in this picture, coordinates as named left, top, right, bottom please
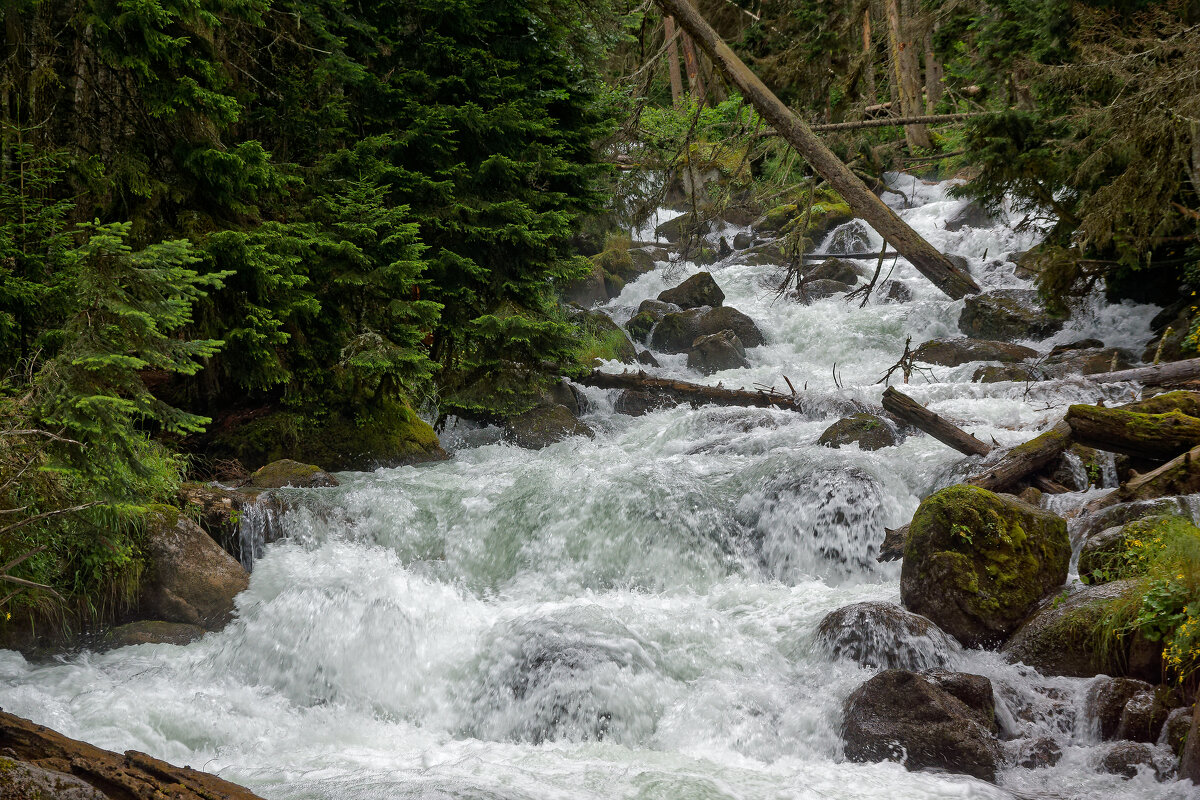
left=1088, top=357, right=1200, bottom=388
left=1065, top=405, right=1200, bottom=462
left=653, top=0, right=981, bottom=300
left=881, top=387, right=990, bottom=456
left=578, top=370, right=804, bottom=411
left=1087, top=444, right=1200, bottom=513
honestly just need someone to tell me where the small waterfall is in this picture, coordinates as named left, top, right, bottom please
left=237, top=494, right=282, bottom=571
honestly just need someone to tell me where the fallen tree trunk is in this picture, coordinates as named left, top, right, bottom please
left=654, top=0, right=980, bottom=300
left=803, top=251, right=900, bottom=260
left=1088, top=357, right=1200, bottom=387
left=579, top=369, right=803, bottom=411
left=882, top=387, right=991, bottom=456
left=968, top=421, right=1073, bottom=494
left=1088, top=445, right=1200, bottom=512
left=1065, top=405, right=1200, bottom=461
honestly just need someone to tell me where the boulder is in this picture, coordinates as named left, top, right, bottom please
left=817, top=413, right=898, bottom=451
left=958, top=289, right=1066, bottom=342
left=798, top=278, right=854, bottom=302
left=567, top=306, right=637, bottom=364
left=504, top=404, right=594, bottom=450
left=137, top=507, right=249, bottom=631
left=1081, top=515, right=1200, bottom=585
left=914, top=338, right=1037, bottom=367
left=177, top=481, right=253, bottom=557
left=1074, top=497, right=1193, bottom=545
left=650, top=306, right=764, bottom=353
left=1182, top=702, right=1200, bottom=782
left=1089, top=677, right=1155, bottom=740
left=1142, top=302, right=1192, bottom=364
left=815, top=601, right=957, bottom=670
left=841, top=669, right=1001, bottom=781
left=1165, top=707, right=1192, bottom=754
left=1116, top=687, right=1173, bottom=743
left=687, top=330, right=749, bottom=375
left=629, top=245, right=672, bottom=272
left=733, top=231, right=754, bottom=250
left=657, top=271, right=725, bottom=309
left=248, top=458, right=339, bottom=489
left=559, top=259, right=609, bottom=306
left=878, top=524, right=907, bottom=562
left=806, top=258, right=861, bottom=285
left=900, top=485, right=1070, bottom=648
left=103, top=620, right=205, bottom=649
left=944, top=201, right=1001, bottom=232
left=1015, top=737, right=1063, bottom=769
left=0, top=710, right=264, bottom=799
left=614, top=390, right=675, bottom=417
left=881, top=281, right=913, bottom=304
left=1002, top=579, right=1164, bottom=683
left=973, top=364, right=1040, bottom=383
left=740, top=241, right=784, bottom=266
left=653, top=212, right=707, bottom=243
left=636, top=349, right=659, bottom=367
left=1100, top=741, right=1158, bottom=779
left=625, top=299, right=680, bottom=344
left=1041, top=347, right=1136, bottom=378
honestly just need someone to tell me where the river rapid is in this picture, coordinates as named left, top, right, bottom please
left=1, top=176, right=1193, bottom=800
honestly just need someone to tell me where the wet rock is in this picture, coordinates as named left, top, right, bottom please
left=717, top=237, right=732, bottom=259
left=881, top=281, right=913, bottom=304
left=248, top=458, right=338, bottom=489
left=658, top=271, right=725, bottom=309
left=613, top=390, right=675, bottom=417
left=973, top=364, right=1040, bottom=383
left=628, top=245, right=671, bottom=272
left=815, top=601, right=957, bottom=670
left=654, top=212, right=707, bottom=243
left=958, top=289, right=1066, bottom=342
left=1164, top=707, right=1192, bottom=754
left=740, top=241, right=784, bottom=266
left=0, top=710, right=264, bottom=799
left=1048, top=444, right=1104, bottom=492
left=1041, top=347, right=1136, bottom=378
left=798, top=278, right=854, bottom=302
left=878, top=524, right=907, bottom=562
left=636, top=349, right=659, bottom=367
left=817, top=413, right=898, bottom=451
left=1003, top=579, right=1164, bottom=683
left=651, top=306, right=764, bottom=353
left=1015, top=736, right=1063, bottom=769
left=687, top=330, right=749, bottom=375
left=1050, top=338, right=1104, bottom=354
left=560, top=260, right=609, bottom=306
left=137, top=506, right=249, bottom=630
left=1074, top=496, right=1193, bottom=545
left=842, top=669, right=1001, bottom=781
left=944, top=201, right=1001, bottom=232
left=627, top=300, right=679, bottom=343
left=733, top=231, right=754, bottom=250
left=1090, top=677, right=1155, bottom=740
left=806, top=258, right=861, bottom=285
left=103, top=620, right=205, bottom=649
left=1100, top=741, right=1158, bottom=779
left=177, top=481, right=253, bottom=555
left=504, top=404, right=594, bottom=449
left=1183, top=703, right=1200, bottom=781
left=1081, top=515, right=1200, bottom=587
left=1017, top=486, right=1044, bottom=506
left=913, top=337, right=1037, bottom=367
left=1116, top=687, right=1173, bottom=743
left=900, top=485, right=1070, bottom=648
left=544, top=378, right=586, bottom=417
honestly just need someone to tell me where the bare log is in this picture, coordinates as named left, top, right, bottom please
left=882, top=387, right=991, bottom=456
left=579, top=370, right=803, bottom=411
left=663, top=16, right=684, bottom=106
left=653, top=0, right=980, bottom=300
left=1065, top=405, right=1200, bottom=461
left=968, top=421, right=1073, bottom=493
left=1087, top=357, right=1200, bottom=387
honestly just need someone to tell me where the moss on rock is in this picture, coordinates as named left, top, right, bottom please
left=900, top=485, right=1070, bottom=648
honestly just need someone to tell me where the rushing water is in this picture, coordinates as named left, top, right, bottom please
left=1, top=176, right=1193, bottom=799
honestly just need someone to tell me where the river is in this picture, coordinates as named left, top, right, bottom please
left=0, top=175, right=1190, bottom=799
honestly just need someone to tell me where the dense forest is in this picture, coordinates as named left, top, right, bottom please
left=1, top=0, right=1199, bottom=690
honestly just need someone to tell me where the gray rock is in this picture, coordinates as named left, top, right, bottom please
left=973, top=364, right=1040, bottom=383
left=1041, top=347, right=1136, bottom=378
left=914, top=338, right=1037, bottom=367
left=806, top=258, right=860, bottom=285
left=687, top=330, right=749, bottom=375
left=944, top=201, right=1001, bottom=232
left=1074, top=497, right=1192, bottom=546
left=798, top=278, right=854, bottom=302
left=958, top=289, right=1066, bottom=342
left=1116, top=688, right=1173, bottom=743
left=1165, top=707, right=1192, bottom=754
left=560, top=260, right=608, bottom=306
left=1183, top=702, right=1200, bottom=781
left=505, top=404, right=594, bottom=449
left=815, top=601, right=957, bottom=670
left=636, top=349, right=659, bottom=367
left=1100, top=741, right=1158, bottom=779
left=1016, top=736, right=1063, bottom=769
left=658, top=271, right=724, bottom=309
left=651, top=306, right=764, bottom=353
left=817, top=413, right=898, bottom=451
left=614, top=390, right=676, bottom=417
left=878, top=524, right=907, bottom=563
left=842, top=669, right=1001, bottom=782
left=654, top=212, right=706, bottom=243
left=0, top=755, right=108, bottom=800
left=881, top=281, right=913, bottom=304
left=733, top=231, right=754, bottom=250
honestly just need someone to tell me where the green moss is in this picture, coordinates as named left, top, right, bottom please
left=574, top=328, right=636, bottom=367
left=626, top=310, right=656, bottom=343
left=1126, top=391, right=1200, bottom=418
left=145, top=503, right=180, bottom=530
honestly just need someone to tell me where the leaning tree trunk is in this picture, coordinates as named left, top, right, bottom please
left=653, top=0, right=980, bottom=299
left=886, top=0, right=932, bottom=150
left=663, top=16, right=685, bottom=106
left=679, top=30, right=706, bottom=100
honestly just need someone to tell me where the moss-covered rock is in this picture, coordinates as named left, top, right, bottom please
left=817, top=413, right=898, bottom=451
left=566, top=306, right=637, bottom=365
left=900, top=485, right=1069, bottom=648
left=625, top=310, right=658, bottom=344
left=248, top=459, right=338, bottom=489
left=1079, top=514, right=1200, bottom=584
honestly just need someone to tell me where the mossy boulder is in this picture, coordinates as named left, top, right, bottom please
left=248, top=459, right=338, bottom=489
left=559, top=258, right=609, bottom=306
left=654, top=212, right=707, bottom=243
left=650, top=306, right=764, bottom=354
left=900, top=485, right=1069, bottom=648
left=1079, top=514, right=1200, bottom=585
left=657, top=271, right=724, bottom=309
left=958, top=289, right=1067, bottom=342
left=817, top=413, right=898, bottom=451
left=1001, top=578, right=1163, bottom=682
left=567, top=306, right=637, bottom=365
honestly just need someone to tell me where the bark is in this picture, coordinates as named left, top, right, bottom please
left=1116, top=445, right=1200, bottom=504
left=923, top=28, right=944, bottom=115
left=862, top=8, right=876, bottom=103
left=679, top=31, right=706, bottom=100
left=1087, top=357, right=1200, bottom=387
left=967, top=421, right=1073, bottom=494
left=885, top=0, right=932, bottom=150
left=653, top=0, right=980, bottom=300
left=1064, top=405, right=1200, bottom=462
left=881, top=387, right=991, bottom=457
left=578, top=369, right=803, bottom=411
left=663, top=16, right=684, bottom=106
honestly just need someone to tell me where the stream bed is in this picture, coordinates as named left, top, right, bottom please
left=0, top=176, right=1191, bottom=799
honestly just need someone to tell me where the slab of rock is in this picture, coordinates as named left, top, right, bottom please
left=878, top=524, right=907, bottom=562
left=900, top=485, right=1069, bottom=648
left=248, top=459, right=338, bottom=489
left=959, top=289, right=1066, bottom=342
left=815, top=602, right=957, bottom=670
left=0, top=710, right=264, bottom=799
left=818, top=413, right=898, bottom=451
left=973, top=364, right=1041, bottom=383
left=1041, top=347, right=1136, bottom=378
left=658, top=271, right=724, bottom=309
left=504, top=404, right=594, bottom=449
left=1002, top=579, right=1164, bottom=683
left=651, top=306, right=764, bottom=353
left=687, top=330, right=749, bottom=375
left=914, top=338, right=1037, bottom=367
left=103, top=620, right=206, bottom=649
left=137, top=507, right=249, bottom=630
left=842, top=669, right=1001, bottom=781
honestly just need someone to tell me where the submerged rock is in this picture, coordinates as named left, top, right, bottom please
left=1015, top=736, right=1063, bottom=769
left=614, top=390, right=675, bottom=417
left=914, top=337, right=1037, bottom=367
left=815, top=601, right=958, bottom=670
left=103, top=620, right=205, bottom=649
left=900, top=485, right=1069, bottom=648
left=958, top=289, right=1066, bottom=342
left=650, top=306, right=764, bottom=353
left=248, top=459, right=339, bottom=489
left=687, top=330, right=749, bottom=375
left=657, top=271, right=725, bottom=309
left=1100, top=741, right=1160, bottom=779
left=505, top=404, right=594, bottom=449
left=842, top=669, right=1001, bottom=781
left=817, top=413, right=898, bottom=451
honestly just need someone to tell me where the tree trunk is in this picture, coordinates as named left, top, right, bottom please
left=882, top=387, right=991, bottom=456
left=578, top=369, right=803, bottom=411
left=653, top=0, right=980, bottom=300
left=862, top=7, right=876, bottom=103
left=967, top=421, right=1073, bottom=493
left=663, top=16, right=684, bottom=106
left=885, top=0, right=932, bottom=150
left=923, top=28, right=943, bottom=115
left=679, top=30, right=706, bottom=100
left=1065, top=405, right=1200, bottom=462
left=1088, top=357, right=1200, bottom=387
